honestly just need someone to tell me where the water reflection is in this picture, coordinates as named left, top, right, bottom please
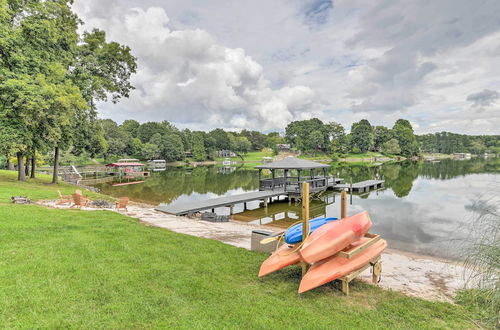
left=95, top=158, right=500, bottom=258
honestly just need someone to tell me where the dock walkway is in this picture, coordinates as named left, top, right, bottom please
left=156, top=190, right=286, bottom=216
left=334, top=180, right=384, bottom=193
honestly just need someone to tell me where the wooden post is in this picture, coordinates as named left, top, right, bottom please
left=271, top=169, right=275, bottom=190
left=349, top=181, right=353, bottom=205
left=341, top=190, right=347, bottom=219
left=301, top=182, right=310, bottom=277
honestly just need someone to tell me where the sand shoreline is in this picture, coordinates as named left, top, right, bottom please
left=38, top=200, right=471, bottom=302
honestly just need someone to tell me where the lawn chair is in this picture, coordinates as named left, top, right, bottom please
left=115, top=197, right=129, bottom=212
left=70, top=193, right=90, bottom=208
left=56, top=190, right=72, bottom=205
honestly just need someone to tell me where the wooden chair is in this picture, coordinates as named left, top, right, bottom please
left=70, top=193, right=90, bottom=208
left=56, top=190, right=72, bottom=205
left=115, top=197, right=129, bottom=211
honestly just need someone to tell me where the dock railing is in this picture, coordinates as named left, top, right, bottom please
left=259, top=176, right=332, bottom=193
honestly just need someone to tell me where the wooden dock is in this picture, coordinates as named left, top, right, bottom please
left=155, top=178, right=384, bottom=217
left=334, top=180, right=384, bottom=193
left=155, top=190, right=287, bottom=216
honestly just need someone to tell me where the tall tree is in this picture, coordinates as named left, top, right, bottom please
left=326, top=122, right=347, bottom=154
left=350, top=119, right=374, bottom=153
left=392, top=119, right=419, bottom=157
left=191, top=132, right=206, bottom=161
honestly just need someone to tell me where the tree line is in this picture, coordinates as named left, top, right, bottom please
left=284, top=118, right=420, bottom=157
left=98, top=119, right=285, bottom=162
left=284, top=118, right=499, bottom=157
left=417, top=132, right=500, bottom=155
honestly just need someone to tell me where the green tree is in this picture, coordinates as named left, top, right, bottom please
left=285, top=118, right=328, bottom=153
left=234, top=136, right=252, bottom=154
left=141, top=143, right=160, bottom=160
left=326, top=122, right=347, bottom=154
left=350, top=119, right=373, bottom=153
left=121, top=120, right=140, bottom=138
left=209, top=128, right=230, bottom=150
left=382, top=138, right=401, bottom=155
left=393, top=119, right=419, bottom=157
left=151, top=133, right=184, bottom=162
left=191, top=133, right=206, bottom=161
left=137, top=122, right=165, bottom=143
left=374, top=126, right=392, bottom=151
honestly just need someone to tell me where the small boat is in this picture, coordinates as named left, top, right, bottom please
left=299, top=211, right=372, bottom=264
left=258, top=217, right=338, bottom=277
left=284, top=217, right=338, bottom=244
left=258, top=244, right=301, bottom=277
left=298, top=239, right=387, bottom=293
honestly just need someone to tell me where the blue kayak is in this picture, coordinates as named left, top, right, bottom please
left=284, top=217, right=338, bottom=244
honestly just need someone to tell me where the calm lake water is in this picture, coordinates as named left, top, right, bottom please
left=95, top=158, right=500, bottom=259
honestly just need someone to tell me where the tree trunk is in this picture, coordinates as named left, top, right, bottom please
left=25, top=156, right=30, bottom=177
left=17, top=152, right=26, bottom=181
left=7, top=157, right=15, bottom=171
left=30, top=155, right=36, bottom=179
left=52, top=146, right=59, bottom=184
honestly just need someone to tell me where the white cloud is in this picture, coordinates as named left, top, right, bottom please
left=73, top=0, right=500, bottom=134
left=72, top=3, right=319, bottom=131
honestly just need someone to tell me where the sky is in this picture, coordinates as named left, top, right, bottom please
left=72, top=0, right=500, bottom=135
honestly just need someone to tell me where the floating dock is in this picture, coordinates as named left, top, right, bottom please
left=334, top=180, right=385, bottom=193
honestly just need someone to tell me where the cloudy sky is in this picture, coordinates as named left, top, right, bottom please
left=73, top=0, right=500, bottom=134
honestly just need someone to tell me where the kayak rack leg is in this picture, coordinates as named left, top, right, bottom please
left=337, top=256, right=382, bottom=296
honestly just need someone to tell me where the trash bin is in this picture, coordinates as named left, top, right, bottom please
left=251, top=229, right=281, bottom=254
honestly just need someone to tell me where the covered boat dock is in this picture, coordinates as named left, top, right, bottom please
left=156, top=157, right=344, bottom=216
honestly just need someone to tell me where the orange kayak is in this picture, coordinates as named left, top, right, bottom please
left=258, top=243, right=301, bottom=277
left=299, top=211, right=372, bottom=264
left=298, top=239, right=387, bottom=293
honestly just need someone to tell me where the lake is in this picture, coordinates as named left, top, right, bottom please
left=95, top=158, right=500, bottom=259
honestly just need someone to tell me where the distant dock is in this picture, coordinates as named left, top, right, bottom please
left=334, top=180, right=385, bottom=193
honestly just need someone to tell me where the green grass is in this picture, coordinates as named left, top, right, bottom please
left=0, top=172, right=486, bottom=328
left=0, top=170, right=109, bottom=203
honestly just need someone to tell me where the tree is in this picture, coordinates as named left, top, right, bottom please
left=137, top=122, right=165, bottom=143
left=151, top=133, right=184, bottom=162
left=191, top=133, right=206, bottom=161
left=374, top=126, right=392, bottom=151
left=285, top=118, right=329, bottom=153
left=350, top=119, right=373, bottom=153
left=382, top=138, right=401, bottom=155
left=120, top=119, right=140, bottom=138
left=141, top=143, right=160, bottom=160
left=393, top=119, right=419, bottom=157
left=309, top=130, right=324, bottom=154
left=233, top=136, right=252, bottom=154
left=209, top=128, right=230, bottom=150
left=326, top=122, right=347, bottom=154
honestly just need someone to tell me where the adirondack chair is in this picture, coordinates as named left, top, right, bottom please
left=56, top=190, right=72, bottom=205
left=70, top=193, right=90, bottom=208
left=115, top=197, right=129, bottom=211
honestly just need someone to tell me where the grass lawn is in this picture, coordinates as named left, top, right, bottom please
left=0, top=170, right=109, bottom=203
left=0, top=172, right=485, bottom=328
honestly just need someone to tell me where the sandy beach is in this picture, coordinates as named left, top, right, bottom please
left=39, top=200, right=471, bottom=303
